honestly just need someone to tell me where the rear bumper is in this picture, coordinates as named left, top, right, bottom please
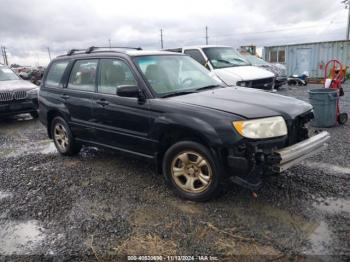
left=272, top=131, right=330, bottom=173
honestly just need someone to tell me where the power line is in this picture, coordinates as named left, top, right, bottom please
left=210, top=20, right=347, bottom=39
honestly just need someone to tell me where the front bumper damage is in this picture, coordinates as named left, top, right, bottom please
left=272, top=131, right=330, bottom=173
left=228, top=131, right=330, bottom=191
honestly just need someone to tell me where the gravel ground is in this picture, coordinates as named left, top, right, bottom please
left=0, top=84, right=349, bottom=261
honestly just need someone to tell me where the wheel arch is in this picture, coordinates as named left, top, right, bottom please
left=46, top=110, right=66, bottom=138
left=153, top=117, right=224, bottom=174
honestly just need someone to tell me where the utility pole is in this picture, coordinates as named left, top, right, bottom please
left=346, top=1, right=350, bottom=40
left=1, top=46, right=8, bottom=65
left=160, top=29, right=164, bottom=49
left=47, top=47, right=52, bottom=61
left=205, top=26, right=209, bottom=45
left=1, top=46, right=4, bottom=64
left=108, top=38, right=111, bottom=48
left=343, top=0, right=350, bottom=39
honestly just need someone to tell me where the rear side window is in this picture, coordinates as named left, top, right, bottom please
left=45, top=61, right=69, bottom=87
left=67, top=59, right=98, bottom=92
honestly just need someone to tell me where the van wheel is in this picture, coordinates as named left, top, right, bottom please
left=51, top=116, right=81, bottom=156
left=162, top=141, right=222, bottom=201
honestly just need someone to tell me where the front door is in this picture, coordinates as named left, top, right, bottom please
left=91, top=58, right=153, bottom=157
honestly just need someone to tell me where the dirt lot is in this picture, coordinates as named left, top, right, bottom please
left=0, top=84, right=349, bottom=261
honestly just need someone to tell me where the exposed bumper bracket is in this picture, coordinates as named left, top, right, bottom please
left=273, top=131, right=330, bottom=173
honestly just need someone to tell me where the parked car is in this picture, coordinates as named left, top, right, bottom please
left=166, top=45, right=276, bottom=90
left=39, top=47, right=330, bottom=201
left=287, top=71, right=309, bottom=86
left=240, top=52, right=287, bottom=89
left=0, top=64, right=39, bottom=118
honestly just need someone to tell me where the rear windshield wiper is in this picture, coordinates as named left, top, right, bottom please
left=195, top=85, right=223, bottom=91
left=161, top=90, right=197, bottom=98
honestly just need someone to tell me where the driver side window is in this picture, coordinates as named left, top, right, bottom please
left=184, top=49, right=206, bottom=66
left=98, top=59, right=137, bottom=95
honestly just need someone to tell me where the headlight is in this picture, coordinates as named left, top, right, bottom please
left=27, top=88, right=39, bottom=97
left=236, top=81, right=249, bottom=87
left=233, top=116, right=287, bottom=139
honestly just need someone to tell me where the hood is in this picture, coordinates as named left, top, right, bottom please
left=0, top=80, right=37, bottom=92
left=213, top=66, right=275, bottom=86
left=168, top=87, right=312, bottom=120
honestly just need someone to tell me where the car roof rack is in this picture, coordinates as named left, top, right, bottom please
left=66, top=49, right=86, bottom=56
left=85, top=46, right=142, bottom=53
left=65, top=46, right=142, bottom=56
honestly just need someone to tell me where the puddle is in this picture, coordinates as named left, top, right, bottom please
left=40, top=142, right=57, bottom=155
left=0, top=220, right=45, bottom=255
left=1, top=140, right=56, bottom=158
left=314, top=198, right=350, bottom=214
left=304, top=161, right=350, bottom=176
left=305, top=221, right=332, bottom=255
left=0, top=191, right=12, bottom=200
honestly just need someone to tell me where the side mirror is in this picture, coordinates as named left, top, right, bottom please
left=116, top=85, right=146, bottom=102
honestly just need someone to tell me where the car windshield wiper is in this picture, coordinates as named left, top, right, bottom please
left=217, top=59, right=233, bottom=64
left=195, top=85, right=223, bottom=91
left=161, top=90, right=197, bottom=98
left=217, top=58, right=249, bottom=66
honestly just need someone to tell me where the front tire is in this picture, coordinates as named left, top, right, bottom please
left=30, top=111, right=39, bottom=118
left=162, top=141, right=222, bottom=201
left=51, top=116, right=81, bottom=156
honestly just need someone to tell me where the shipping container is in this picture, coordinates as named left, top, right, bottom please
left=263, top=40, right=350, bottom=78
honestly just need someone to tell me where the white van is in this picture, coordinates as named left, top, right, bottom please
left=167, top=45, right=275, bottom=90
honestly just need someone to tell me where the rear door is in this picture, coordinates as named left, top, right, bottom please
left=63, top=59, right=98, bottom=140
left=91, top=58, right=153, bottom=156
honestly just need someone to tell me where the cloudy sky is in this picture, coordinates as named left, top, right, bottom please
left=0, top=0, right=349, bottom=66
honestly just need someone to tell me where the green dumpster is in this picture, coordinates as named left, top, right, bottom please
left=308, top=88, right=337, bottom=128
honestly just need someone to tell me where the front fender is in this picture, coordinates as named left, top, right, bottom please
left=151, top=113, right=223, bottom=147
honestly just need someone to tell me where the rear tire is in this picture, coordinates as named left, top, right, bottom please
left=51, top=116, right=81, bottom=156
left=162, top=141, right=223, bottom=202
left=338, top=113, right=348, bottom=125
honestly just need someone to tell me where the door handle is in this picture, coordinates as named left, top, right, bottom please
left=96, top=99, right=109, bottom=106
left=60, top=94, right=70, bottom=100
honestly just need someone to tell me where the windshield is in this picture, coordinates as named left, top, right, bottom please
left=0, top=66, right=19, bottom=81
left=134, top=55, right=221, bottom=96
left=241, top=54, right=268, bottom=66
left=202, top=47, right=250, bottom=69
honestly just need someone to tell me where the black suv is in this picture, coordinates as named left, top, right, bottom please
left=39, top=47, right=330, bottom=201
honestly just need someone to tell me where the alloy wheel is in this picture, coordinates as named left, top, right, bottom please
left=54, top=123, right=69, bottom=152
left=171, top=151, right=212, bottom=193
